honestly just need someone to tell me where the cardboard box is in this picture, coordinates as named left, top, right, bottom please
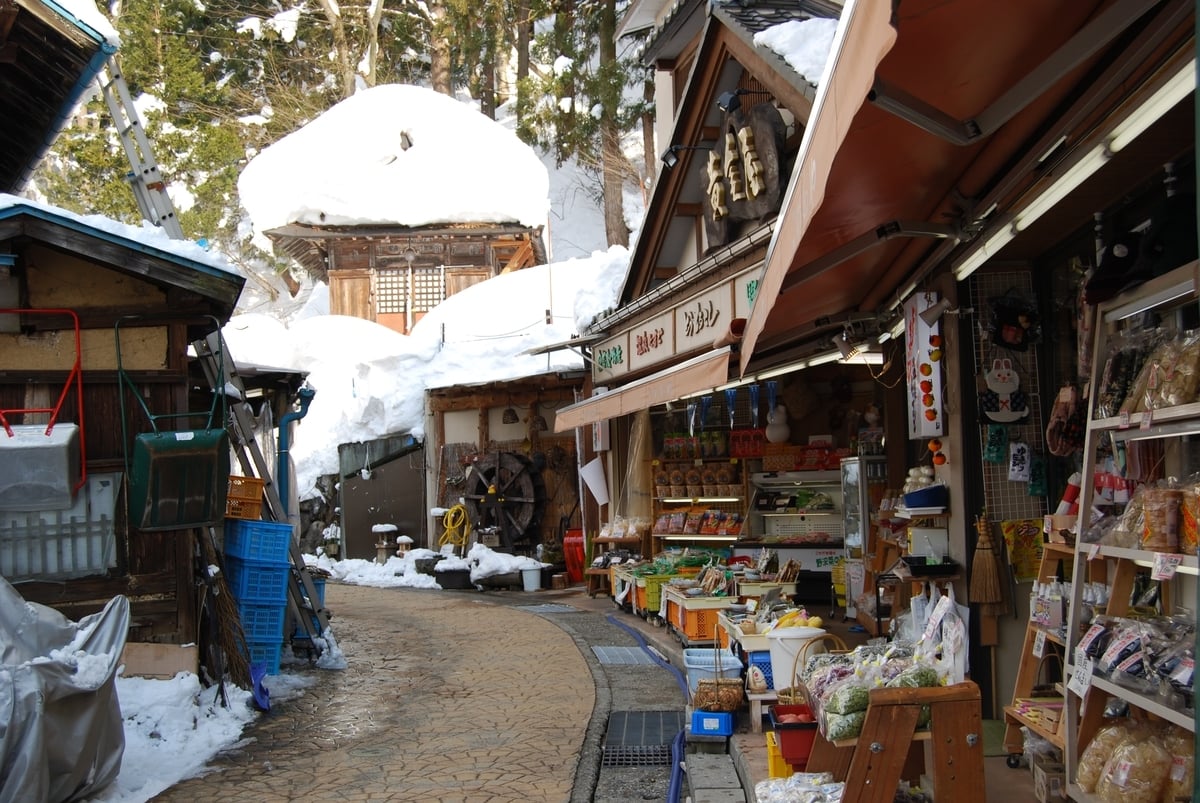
left=119, top=642, right=198, bottom=680
left=1032, top=754, right=1065, bottom=802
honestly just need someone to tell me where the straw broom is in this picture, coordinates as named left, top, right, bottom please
left=199, top=530, right=251, bottom=689
left=970, top=511, right=1006, bottom=615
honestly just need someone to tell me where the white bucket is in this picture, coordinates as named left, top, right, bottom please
left=765, top=626, right=827, bottom=689
left=521, top=568, right=541, bottom=592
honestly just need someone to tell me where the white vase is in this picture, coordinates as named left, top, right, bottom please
left=764, top=405, right=791, bottom=443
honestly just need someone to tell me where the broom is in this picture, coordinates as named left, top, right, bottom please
left=199, top=530, right=251, bottom=689
left=970, top=511, right=1007, bottom=616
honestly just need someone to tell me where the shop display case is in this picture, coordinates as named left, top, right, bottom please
left=733, top=470, right=844, bottom=605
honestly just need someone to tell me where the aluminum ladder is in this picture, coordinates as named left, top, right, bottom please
left=96, top=56, right=186, bottom=240
left=193, top=331, right=331, bottom=652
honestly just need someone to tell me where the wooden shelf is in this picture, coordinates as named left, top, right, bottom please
left=1002, top=704, right=1064, bottom=748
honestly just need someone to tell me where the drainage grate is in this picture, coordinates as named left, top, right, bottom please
left=592, top=646, right=657, bottom=665
left=516, top=603, right=579, bottom=615
left=602, top=710, right=685, bottom=767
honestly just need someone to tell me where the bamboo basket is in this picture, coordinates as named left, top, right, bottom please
left=776, top=632, right=849, bottom=705
left=693, top=643, right=744, bottom=712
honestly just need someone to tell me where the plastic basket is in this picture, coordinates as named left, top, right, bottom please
left=225, top=475, right=264, bottom=520
left=747, top=650, right=774, bottom=690
left=237, top=602, right=286, bottom=642
left=224, top=519, right=292, bottom=565
left=766, top=731, right=792, bottom=778
left=690, top=710, right=733, bottom=736
left=225, top=557, right=289, bottom=605
left=242, top=640, right=283, bottom=675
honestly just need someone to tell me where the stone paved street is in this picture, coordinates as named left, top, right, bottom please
left=154, top=580, right=689, bottom=802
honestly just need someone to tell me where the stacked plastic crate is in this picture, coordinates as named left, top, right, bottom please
left=223, top=518, right=292, bottom=675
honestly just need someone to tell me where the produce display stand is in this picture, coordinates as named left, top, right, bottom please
left=803, top=681, right=985, bottom=803
left=662, top=585, right=736, bottom=647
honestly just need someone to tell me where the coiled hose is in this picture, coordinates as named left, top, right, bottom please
left=438, top=504, right=470, bottom=554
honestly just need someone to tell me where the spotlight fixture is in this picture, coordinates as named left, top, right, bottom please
left=918, top=299, right=974, bottom=327
left=660, top=144, right=709, bottom=169
left=716, top=88, right=772, bottom=114
left=833, top=329, right=859, bottom=361
left=919, top=298, right=954, bottom=327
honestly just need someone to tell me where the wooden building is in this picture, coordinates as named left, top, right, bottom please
left=0, top=199, right=244, bottom=644
left=265, top=224, right=547, bottom=334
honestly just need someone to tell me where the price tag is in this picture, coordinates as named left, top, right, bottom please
left=1068, top=655, right=1094, bottom=698
left=1140, top=409, right=1154, bottom=430
left=1032, top=629, right=1046, bottom=659
left=1088, top=543, right=1101, bottom=561
left=1118, top=411, right=1131, bottom=429
left=1152, top=552, right=1182, bottom=581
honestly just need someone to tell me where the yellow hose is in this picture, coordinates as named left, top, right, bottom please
left=438, top=504, right=471, bottom=554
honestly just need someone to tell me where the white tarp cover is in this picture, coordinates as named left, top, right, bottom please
left=0, top=575, right=129, bottom=802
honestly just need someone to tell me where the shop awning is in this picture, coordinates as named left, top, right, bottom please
left=738, top=0, right=1194, bottom=376
left=552, top=347, right=732, bottom=432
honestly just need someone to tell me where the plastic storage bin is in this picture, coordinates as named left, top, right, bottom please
left=223, top=519, right=292, bottom=564
left=766, top=731, right=793, bottom=778
left=690, top=710, right=733, bottom=736
left=237, top=602, right=285, bottom=642
left=684, top=648, right=743, bottom=696
left=225, top=475, right=264, bottom=520
left=746, top=650, right=774, bottom=690
left=241, top=640, right=283, bottom=675
left=225, top=557, right=289, bottom=605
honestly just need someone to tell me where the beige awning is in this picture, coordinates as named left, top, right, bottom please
left=739, top=0, right=898, bottom=376
left=553, top=347, right=732, bottom=432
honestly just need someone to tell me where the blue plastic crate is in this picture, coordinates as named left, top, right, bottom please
left=747, top=650, right=774, bottom=690
left=691, top=710, right=733, bottom=736
left=225, top=557, right=289, bottom=605
left=684, top=648, right=743, bottom=697
left=223, top=519, right=292, bottom=565
left=308, top=576, right=326, bottom=605
left=293, top=613, right=322, bottom=639
left=242, top=640, right=283, bottom=675
left=238, top=602, right=286, bottom=642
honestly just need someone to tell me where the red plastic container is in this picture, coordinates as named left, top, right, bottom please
left=563, top=528, right=584, bottom=584
left=768, top=704, right=818, bottom=768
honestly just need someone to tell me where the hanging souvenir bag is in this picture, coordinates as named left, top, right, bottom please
left=987, top=289, right=1041, bottom=352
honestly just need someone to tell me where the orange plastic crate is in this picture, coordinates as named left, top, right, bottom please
left=635, top=584, right=648, bottom=612
left=678, top=607, right=719, bottom=641
left=225, top=475, right=264, bottom=520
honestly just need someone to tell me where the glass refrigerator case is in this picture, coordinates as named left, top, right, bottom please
left=839, top=455, right=887, bottom=618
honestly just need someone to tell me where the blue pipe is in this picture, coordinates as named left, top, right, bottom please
left=277, top=387, right=315, bottom=515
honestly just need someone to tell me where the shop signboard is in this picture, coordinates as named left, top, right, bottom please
left=592, top=332, right=630, bottom=384
left=628, top=311, right=674, bottom=373
left=904, top=292, right=945, bottom=439
left=675, top=284, right=732, bottom=354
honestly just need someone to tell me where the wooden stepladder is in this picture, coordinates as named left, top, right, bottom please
left=805, top=681, right=986, bottom=803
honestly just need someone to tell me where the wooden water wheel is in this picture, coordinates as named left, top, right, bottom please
left=462, top=451, right=546, bottom=550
